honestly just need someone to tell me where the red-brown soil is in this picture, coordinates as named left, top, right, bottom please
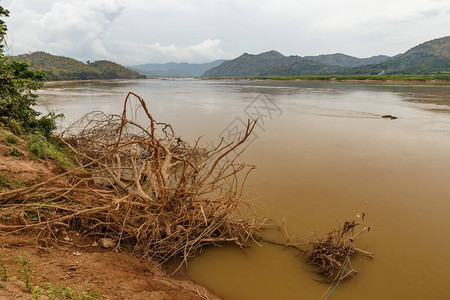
left=0, top=233, right=218, bottom=300
left=0, top=132, right=218, bottom=300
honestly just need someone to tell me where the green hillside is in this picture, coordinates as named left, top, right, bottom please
left=203, top=50, right=340, bottom=77
left=88, top=60, right=145, bottom=79
left=303, top=53, right=390, bottom=67
left=203, top=51, right=289, bottom=77
left=9, top=52, right=145, bottom=81
left=346, top=36, right=450, bottom=75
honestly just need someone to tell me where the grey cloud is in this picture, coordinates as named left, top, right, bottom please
left=6, top=0, right=124, bottom=60
left=3, top=0, right=450, bottom=64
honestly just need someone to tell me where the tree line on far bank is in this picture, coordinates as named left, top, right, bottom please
left=10, top=51, right=146, bottom=81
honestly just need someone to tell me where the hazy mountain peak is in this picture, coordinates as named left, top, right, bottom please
left=129, top=60, right=227, bottom=78
left=258, top=50, right=285, bottom=58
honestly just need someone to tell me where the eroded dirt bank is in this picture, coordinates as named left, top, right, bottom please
left=0, top=234, right=218, bottom=300
left=0, top=131, right=219, bottom=300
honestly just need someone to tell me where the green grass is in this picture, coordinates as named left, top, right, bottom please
left=4, top=134, right=19, bottom=145
left=1, top=131, right=22, bottom=157
left=1, top=126, right=76, bottom=168
left=0, top=171, right=25, bottom=191
left=26, top=133, right=76, bottom=168
left=246, top=74, right=450, bottom=82
left=43, top=283, right=103, bottom=300
left=0, top=253, right=103, bottom=299
left=0, top=254, right=9, bottom=282
left=203, top=74, right=450, bottom=82
left=9, top=148, right=21, bottom=157
left=16, top=252, right=35, bottom=292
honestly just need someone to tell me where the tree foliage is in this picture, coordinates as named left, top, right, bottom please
left=0, top=6, right=9, bottom=51
left=0, top=6, right=54, bottom=135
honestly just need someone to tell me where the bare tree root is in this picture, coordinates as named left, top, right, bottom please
left=0, top=92, right=264, bottom=264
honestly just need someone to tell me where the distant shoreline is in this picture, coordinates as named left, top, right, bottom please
left=43, top=76, right=450, bottom=86
left=43, top=78, right=146, bottom=85
left=201, top=75, right=450, bottom=84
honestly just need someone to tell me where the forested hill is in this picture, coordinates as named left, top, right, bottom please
left=202, top=50, right=341, bottom=77
left=9, top=52, right=146, bottom=81
left=345, top=36, right=450, bottom=75
left=202, top=36, right=450, bottom=77
left=303, top=53, right=390, bottom=68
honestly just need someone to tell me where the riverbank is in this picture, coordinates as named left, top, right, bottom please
left=0, top=128, right=219, bottom=300
left=201, top=74, right=450, bottom=84
left=44, top=75, right=450, bottom=86
left=0, top=234, right=218, bottom=300
left=43, top=78, right=148, bottom=86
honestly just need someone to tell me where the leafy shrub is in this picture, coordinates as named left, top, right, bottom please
left=0, top=254, right=9, bottom=282
left=34, top=112, right=63, bottom=137
left=44, top=283, right=103, bottom=300
left=26, top=133, right=75, bottom=168
left=0, top=171, right=24, bottom=190
left=4, top=134, right=18, bottom=145
left=4, top=147, right=21, bottom=157
left=16, top=253, right=34, bottom=292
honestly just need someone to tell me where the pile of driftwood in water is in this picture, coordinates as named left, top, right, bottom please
left=265, top=207, right=373, bottom=283
left=0, top=92, right=263, bottom=264
left=305, top=208, right=373, bottom=281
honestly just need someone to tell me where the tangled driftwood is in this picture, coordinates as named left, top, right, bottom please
left=302, top=205, right=373, bottom=282
left=0, top=92, right=263, bottom=264
left=307, top=221, right=373, bottom=281
left=267, top=206, right=373, bottom=284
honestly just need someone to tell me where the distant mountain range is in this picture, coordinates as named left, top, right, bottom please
left=129, top=60, right=227, bottom=78
left=10, top=36, right=449, bottom=80
left=203, top=36, right=450, bottom=77
left=9, top=52, right=145, bottom=81
left=202, top=51, right=342, bottom=77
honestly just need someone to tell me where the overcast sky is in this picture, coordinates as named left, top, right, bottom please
left=2, top=0, right=449, bottom=65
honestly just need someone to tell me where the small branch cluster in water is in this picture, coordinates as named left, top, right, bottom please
left=271, top=205, right=373, bottom=283
left=306, top=215, right=373, bottom=281
left=0, top=92, right=263, bottom=264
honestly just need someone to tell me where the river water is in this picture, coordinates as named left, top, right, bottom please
left=37, top=79, right=450, bottom=299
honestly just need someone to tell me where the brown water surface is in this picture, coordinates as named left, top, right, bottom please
left=38, top=79, right=450, bottom=299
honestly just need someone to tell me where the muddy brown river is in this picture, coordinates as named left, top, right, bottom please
left=38, top=79, right=450, bottom=299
